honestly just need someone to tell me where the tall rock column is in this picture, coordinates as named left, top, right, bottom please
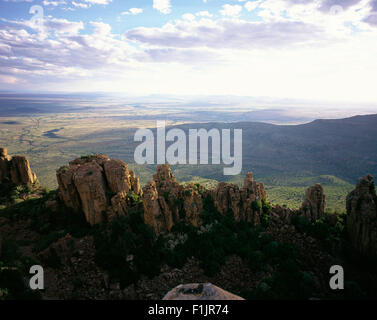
left=346, top=175, right=377, bottom=258
left=142, top=165, right=204, bottom=235
left=0, top=148, right=37, bottom=185
left=0, top=148, right=11, bottom=183
left=300, top=184, right=326, bottom=221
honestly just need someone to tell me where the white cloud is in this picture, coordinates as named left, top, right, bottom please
left=153, top=0, right=171, bottom=14
left=220, top=4, right=243, bottom=17
left=245, top=1, right=262, bottom=11
left=42, top=1, right=67, bottom=6
left=83, top=0, right=112, bottom=5
left=2, top=0, right=377, bottom=103
left=72, top=2, right=90, bottom=8
left=122, top=8, right=143, bottom=15
left=196, top=11, right=213, bottom=17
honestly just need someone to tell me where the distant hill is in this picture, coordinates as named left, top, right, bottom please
left=171, top=114, right=377, bottom=184
left=2, top=112, right=376, bottom=212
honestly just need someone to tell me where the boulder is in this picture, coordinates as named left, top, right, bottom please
left=346, top=175, right=377, bottom=258
left=301, top=184, right=326, bottom=221
left=163, top=283, right=244, bottom=300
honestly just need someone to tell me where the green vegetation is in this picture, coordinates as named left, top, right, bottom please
left=292, top=213, right=346, bottom=253
left=264, top=176, right=354, bottom=213
left=126, top=191, right=142, bottom=206
left=92, top=195, right=319, bottom=299
left=93, top=210, right=164, bottom=288
left=1, top=188, right=91, bottom=251
left=2, top=112, right=374, bottom=215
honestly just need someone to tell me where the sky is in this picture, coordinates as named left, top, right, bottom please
left=1, top=0, right=377, bottom=104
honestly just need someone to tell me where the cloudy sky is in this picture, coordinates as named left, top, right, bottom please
left=1, top=0, right=377, bottom=103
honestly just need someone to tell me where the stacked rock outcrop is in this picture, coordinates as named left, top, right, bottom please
left=57, top=155, right=268, bottom=232
left=142, top=166, right=267, bottom=235
left=211, top=172, right=266, bottom=224
left=300, top=183, right=326, bottom=221
left=142, top=165, right=203, bottom=235
left=346, top=175, right=377, bottom=258
left=56, top=155, right=142, bottom=225
left=0, top=147, right=37, bottom=185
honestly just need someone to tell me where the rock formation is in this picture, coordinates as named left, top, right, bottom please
left=57, top=154, right=268, bottom=232
left=346, top=175, right=377, bottom=258
left=143, top=166, right=267, bottom=235
left=0, top=147, right=37, bottom=185
left=211, top=172, right=266, bottom=224
left=142, top=165, right=203, bottom=235
left=163, top=283, right=244, bottom=300
left=56, top=155, right=142, bottom=225
left=301, top=184, right=326, bottom=221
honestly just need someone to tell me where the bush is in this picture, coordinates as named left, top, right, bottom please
left=127, top=191, right=142, bottom=206
left=252, top=199, right=262, bottom=212
left=292, top=213, right=345, bottom=252
left=262, top=198, right=272, bottom=214
left=94, top=211, right=164, bottom=288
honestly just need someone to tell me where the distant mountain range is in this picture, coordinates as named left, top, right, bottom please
left=170, top=114, right=377, bottom=184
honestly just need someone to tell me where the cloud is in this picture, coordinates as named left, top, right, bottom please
left=83, top=0, right=112, bottom=5
left=220, top=4, right=243, bottom=17
left=125, top=18, right=325, bottom=49
left=72, top=2, right=90, bottom=8
left=1, top=0, right=377, bottom=102
left=0, top=17, right=135, bottom=83
left=318, top=0, right=362, bottom=12
left=153, top=0, right=171, bottom=14
left=43, top=1, right=67, bottom=6
left=364, top=0, right=377, bottom=26
left=121, top=8, right=143, bottom=15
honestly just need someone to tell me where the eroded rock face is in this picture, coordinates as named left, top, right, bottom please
left=56, top=155, right=142, bottom=225
left=301, top=184, right=326, bottom=221
left=346, top=175, right=377, bottom=258
left=143, top=181, right=170, bottom=235
left=163, top=283, right=244, bottom=300
left=0, top=148, right=37, bottom=185
left=143, top=165, right=202, bottom=235
left=211, top=172, right=266, bottom=224
left=143, top=166, right=267, bottom=235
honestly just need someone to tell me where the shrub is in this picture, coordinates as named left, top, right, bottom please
left=252, top=199, right=262, bottom=212
left=127, top=191, right=142, bottom=206
left=93, top=211, right=164, bottom=288
left=262, top=198, right=272, bottom=214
